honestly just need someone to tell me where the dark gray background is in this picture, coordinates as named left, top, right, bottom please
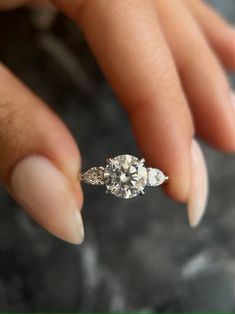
left=0, top=0, right=235, bottom=312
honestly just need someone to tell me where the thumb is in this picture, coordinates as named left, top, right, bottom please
left=0, top=64, right=84, bottom=244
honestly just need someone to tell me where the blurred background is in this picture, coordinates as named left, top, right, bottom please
left=0, top=0, right=235, bottom=312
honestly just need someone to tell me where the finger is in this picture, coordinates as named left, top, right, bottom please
left=50, top=0, right=195, bottom=203
left=0, top=0, right=51, bottom=10
left=0, top=64, right=84, bottom=244
left=0, top=0, right=29, bottom=10
left=155, top=0, right=235, bottom=152
left=184, top=0, right=235, bottom=70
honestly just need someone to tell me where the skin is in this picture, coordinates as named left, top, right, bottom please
left=0, top=0, right=235, bottom=243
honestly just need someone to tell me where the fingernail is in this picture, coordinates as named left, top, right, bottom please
left=187, top=140, right=209, bottom=227
left=11, top=155, right=84, bottom=244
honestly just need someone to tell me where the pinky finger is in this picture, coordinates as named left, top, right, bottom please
left=185, top=0, right=235, bottom=70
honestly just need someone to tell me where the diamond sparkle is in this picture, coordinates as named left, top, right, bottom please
left=80, top=154, right=168, bottom=198
left=104, top=154, right=148, bottom=199
left=81, top=167, right=105, bottom=185
left=147, top=168, right=167, bottom=186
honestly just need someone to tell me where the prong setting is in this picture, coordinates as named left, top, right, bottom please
left=106, top=157, right=113, bottom=164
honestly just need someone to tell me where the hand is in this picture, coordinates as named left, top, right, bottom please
left=0, top=0, right=235, bottom=243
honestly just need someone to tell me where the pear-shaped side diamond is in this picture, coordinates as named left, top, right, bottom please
left=81, top=167, right=105, bottom=185
left=147, top=168, right=167, bottom=186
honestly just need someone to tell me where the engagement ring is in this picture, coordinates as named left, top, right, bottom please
left=80, top=154, right=168, bottom=199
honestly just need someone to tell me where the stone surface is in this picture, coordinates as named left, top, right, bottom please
left=104, top=155, right=147, bottom=198
left=0, top=1, right=234, bottom=312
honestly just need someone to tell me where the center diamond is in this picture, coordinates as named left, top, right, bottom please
left=104, top=154, right=148, bottom=199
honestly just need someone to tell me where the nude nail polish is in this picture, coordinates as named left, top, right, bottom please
left=11, top=155, right=84, bottom=244
left=187, top=140, right=209, bottom=227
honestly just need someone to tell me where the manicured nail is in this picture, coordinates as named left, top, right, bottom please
left=187, top=140, right=209, bottom=227
left=11, top=155, right=84, bottom=244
